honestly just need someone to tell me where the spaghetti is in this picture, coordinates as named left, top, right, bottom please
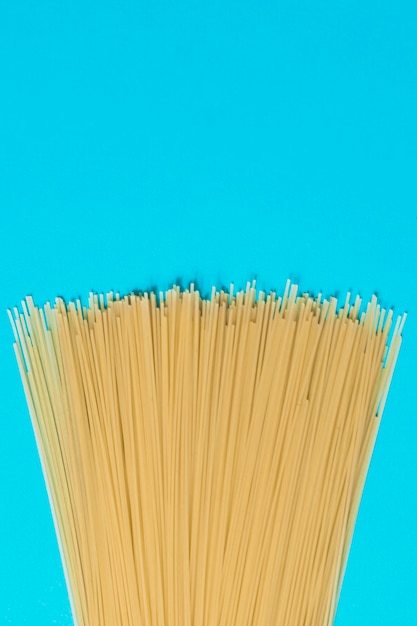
left=9, top=281, right=404, bottom=626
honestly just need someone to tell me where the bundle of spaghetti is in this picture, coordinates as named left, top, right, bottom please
left=9, top=281, right=404, bottom=626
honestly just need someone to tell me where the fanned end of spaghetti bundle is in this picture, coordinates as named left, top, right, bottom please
left=8, top=281, right=405, bottom=626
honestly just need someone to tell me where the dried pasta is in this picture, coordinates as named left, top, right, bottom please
left=9, top=281, right=405, bottom=626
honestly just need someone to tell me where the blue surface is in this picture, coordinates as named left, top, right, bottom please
left=0, top=1, right=416, bottom=624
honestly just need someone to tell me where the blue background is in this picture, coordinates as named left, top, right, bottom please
left=0, top=1, right=416, bottom=624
